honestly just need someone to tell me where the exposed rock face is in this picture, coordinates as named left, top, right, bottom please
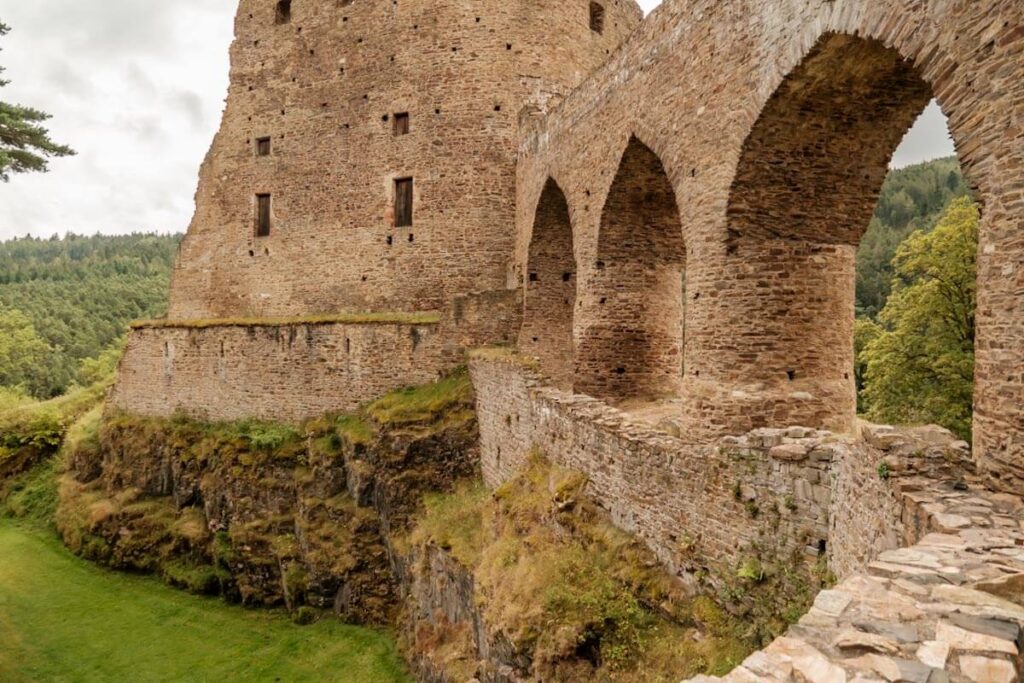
left=60, top=414, right=399, bottom=622
left=57, top=390, right=531, bottom=678
left=397, top=544, right=526, bottom=683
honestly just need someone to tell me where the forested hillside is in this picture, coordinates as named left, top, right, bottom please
left=0, top=233, right=180, bottom=398
left=857, top=156, right=970, bottom=316
left=854, top=156, right=977, bottom=439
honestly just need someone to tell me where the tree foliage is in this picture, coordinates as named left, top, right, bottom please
left=858, top=197, right=977, bottom=439
left=0, top=306, right=51, bottom=396
left=856, top=157, right=970, bottom=316
left=0, top=233, right=180, bottom=398
left=0, top=22, right=74, bottom=181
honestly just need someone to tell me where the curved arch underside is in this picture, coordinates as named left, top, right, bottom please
left=575, top=137, right=686, bottom=403
left=728, top=33, right=934, bottom=246
left=519, top=179, right=577, bottom=388
left=516, top=0, right=1024, bottom=489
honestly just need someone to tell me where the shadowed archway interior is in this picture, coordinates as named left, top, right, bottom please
left=519, top=179, right=577, bottom=388
left=575, top=137, right=685, bottom=403
left=690, top=32, right=941, bottom=436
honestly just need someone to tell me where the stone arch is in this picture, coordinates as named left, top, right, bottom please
left=519, top=179, right=577, bottom=388
left=684, top=31, right=962, bottom=439
left=575, top=136, right=686, bottom=403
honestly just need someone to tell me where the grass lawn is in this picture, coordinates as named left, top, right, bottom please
left=0, top=521, right=412, bottom=683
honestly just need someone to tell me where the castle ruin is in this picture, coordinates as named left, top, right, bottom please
left=108, top=0, right=1024, bottom=679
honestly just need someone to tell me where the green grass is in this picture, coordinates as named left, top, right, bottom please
left=366, top=367, right=474, bottom=426
left=1, top=457, right=60, bottom=522
left=0, top=521, right=412, bottom=683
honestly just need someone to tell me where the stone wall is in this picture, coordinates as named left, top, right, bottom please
left=168, top=0, right=642, bottom=321
left=438, top=289, right=523, bottom=364
left=111, top=320, right=447, bottom=424
left=471, top=352, right=981, bottom=587
left=688, top=474, right=1024, bottom=683
left=469, top=352, right=837, bottom=582
left=513, top=0, right=1024, bottom=485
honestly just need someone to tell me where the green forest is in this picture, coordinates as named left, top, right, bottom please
left=856, top=156, right=971, bottom=316
left=0, top=233, right=180, bottom=400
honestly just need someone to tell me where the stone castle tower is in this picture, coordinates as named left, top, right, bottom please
left=168, top=0, right=642, bottom=319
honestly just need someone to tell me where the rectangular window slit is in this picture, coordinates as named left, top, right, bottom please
left=276, top=0, right=292, bottom=24
left=394, top=178, right=413, bottom=228
left=589, top=2, right=605, bottom=34
left=394, top=112, right=410, bottom=136
left=256, top=137, right=271, bottom=156
left=256, top=193, right=272, bottom=237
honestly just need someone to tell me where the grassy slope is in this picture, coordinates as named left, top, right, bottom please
left=0, top=521, right=411, bottom=683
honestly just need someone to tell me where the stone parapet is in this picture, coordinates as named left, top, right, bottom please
left=469, top=350, right=844, bottom=585
left=687, top=479, right=1024, bottom=683
left=112, top=319, right=448, bottom=424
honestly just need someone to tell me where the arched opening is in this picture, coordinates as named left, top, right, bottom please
left=519, top=179, right=576, bottom=388
left=575, top=137, right=685, bottom=406
left=689, top=32, right=974, bottom=439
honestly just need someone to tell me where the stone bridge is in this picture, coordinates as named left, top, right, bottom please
left=512, top=0, right=1024, bottom=493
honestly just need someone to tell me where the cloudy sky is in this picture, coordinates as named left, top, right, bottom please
left=0, top=0, right=953, bottom=239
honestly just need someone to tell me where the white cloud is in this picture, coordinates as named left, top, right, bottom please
left=0, top=0, right=954, bottom=239
left=0, top=1, right=234, bottom=238
left=891, top=101, right=956, bottom=168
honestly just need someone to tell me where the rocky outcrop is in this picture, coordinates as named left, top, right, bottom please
left=59, top=413, right=398, bottom=622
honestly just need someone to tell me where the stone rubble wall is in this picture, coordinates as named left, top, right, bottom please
left=513, top=0, right=1024, bottom=483
left=687, top=478, right=1024, bottom=683
left=470, top=351, right=1024, bottom=681
left=111, top=321, right=448, bottom=424
left=437, top=289, right=523, bottom=364
left=469, top=352, right=840, bottom=583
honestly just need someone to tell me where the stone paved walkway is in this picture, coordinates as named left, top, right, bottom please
left=686, top=476, right=1024, bottom=682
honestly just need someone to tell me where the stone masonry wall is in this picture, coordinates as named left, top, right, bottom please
left=169, top=0, right=641, bottom=321
left=471, top=352, right=981, bottom=587
left=111, top=320, right=447, bottom=424
left=514, top=0, right=1024, bottom=485
left=689, top=472, right=1024, bottom=683
left=469, top=352, right=837, bottom=584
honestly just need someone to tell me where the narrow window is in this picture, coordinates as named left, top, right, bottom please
left=394, top=112, right=410, bottom=136
left=275, top=0, right=292, bottom=25
left=256, top=194, right=272, bottom=237
left=256, top=137, right=271, bottom=156
left=589, top=2, right=605, bottom=34
left=394, top=178, right=413, bottom=228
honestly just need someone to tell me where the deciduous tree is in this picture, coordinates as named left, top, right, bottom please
left=859, top=197, right=977, bottom=439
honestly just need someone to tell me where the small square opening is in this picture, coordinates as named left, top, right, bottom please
left=256, top=137, right=271, bottom=156
left=256, top=194, right=272, bottom=237
left=589, top=2, right=605, bottom=34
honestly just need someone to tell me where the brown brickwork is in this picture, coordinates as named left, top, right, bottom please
left=112, top=321, right=446, bottom=423
left=515, top=0, right=1024, bottom=489
left=168, top=0, right=641, bottom=320
left=470, top=353, right=836, bottom=582
left=518, top=179, right=576, bottom=388
left=133, top=0, right=1024, bottom=488
left=575, top=137, right=684, bottom=402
